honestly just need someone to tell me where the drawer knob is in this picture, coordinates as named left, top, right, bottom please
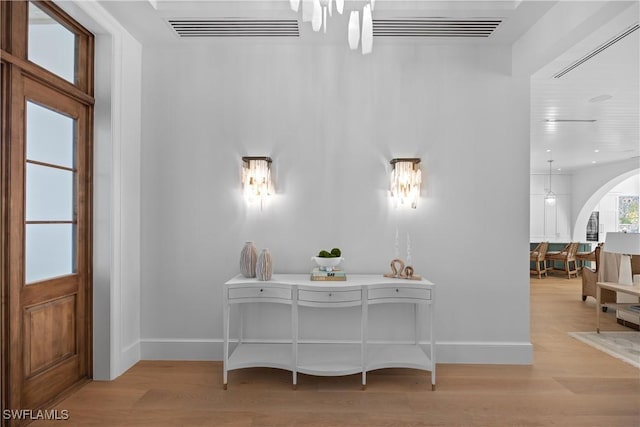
left=260, top=289, right=264, bottom=292
left=329, top=293, right=332, bottom=297
left=396, top=288, right=399, bottom=292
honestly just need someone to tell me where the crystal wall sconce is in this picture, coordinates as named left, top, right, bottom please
left=390, top=158, right=421, bottom=209
left=242, top=157, right=273, bottom=207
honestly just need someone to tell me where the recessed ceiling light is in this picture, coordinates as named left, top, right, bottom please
left=557, top=168, right=562, bottom=171
left=546, top=149, right=551, bottom=152
left=592, top=160, right=597, bottom=164
left=594, top=149, right=600, bottom=153
left=544, top=119, right=597, bottom=123
left=589, top=94, right=613, bottom=103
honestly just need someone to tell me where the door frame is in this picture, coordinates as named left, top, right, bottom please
left=1, top=0, right=94, bottom=423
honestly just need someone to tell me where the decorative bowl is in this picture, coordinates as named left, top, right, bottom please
left=311, top=256, right=344, bottom=271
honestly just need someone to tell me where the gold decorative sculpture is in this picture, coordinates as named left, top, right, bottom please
left=384, top=258, right=422, bottom=280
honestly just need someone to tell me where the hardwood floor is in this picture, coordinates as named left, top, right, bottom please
left=33, top=276, right=639, bottom=427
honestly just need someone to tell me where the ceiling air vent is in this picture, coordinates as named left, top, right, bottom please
left=373, top=18, right=502, bottom=37
left=169, top=19, right=300, bottom=37
left=553, top=23, right=639, bottom=78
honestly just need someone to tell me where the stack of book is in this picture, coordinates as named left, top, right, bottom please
left=310, top=267, right=346, bottom=281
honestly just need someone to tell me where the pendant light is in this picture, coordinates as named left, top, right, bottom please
left=348, top=10, right=360, bottom=50
left=293, top=0, right=375, bottom=53
left=361, top=3, right=373, bottom=54
left=544, top=159, right=556, bottom=206
left=311, top=0, right=322, bottom=32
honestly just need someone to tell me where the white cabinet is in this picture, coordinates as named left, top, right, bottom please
left=222, top=274, right=436, bottom=390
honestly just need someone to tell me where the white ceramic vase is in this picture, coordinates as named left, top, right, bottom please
left=256, top=248, right=273, bottom=281
left=239, top=241, right=257, bottom=278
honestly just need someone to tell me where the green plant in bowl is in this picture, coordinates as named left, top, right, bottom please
left=317, top=248, right=342, bottom=258
left=313, top=247, right=344, bottom=271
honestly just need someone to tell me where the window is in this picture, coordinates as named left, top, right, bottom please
left=25, top=101, right=77, bottom=283
left=28, top=1, right=77, bottom=83
left=618, top=195, right=639, bottom=233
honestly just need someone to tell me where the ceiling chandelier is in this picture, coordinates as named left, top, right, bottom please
left=290, top=0, right=375, bottom=54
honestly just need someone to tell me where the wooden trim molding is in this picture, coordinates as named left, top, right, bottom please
left=7, top=60, right=26, bottom=420
left=1, top=60, right=10, bottom=427
left=1, top=50, right=94, bottom=106
left=0, top=0, right=27, bottom=58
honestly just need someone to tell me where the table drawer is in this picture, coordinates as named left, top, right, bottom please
left=298, top=289, right=362, bottom=303
left=368, top=287, right=431, bottom=301
left=228, top=286, right=291, bottom=301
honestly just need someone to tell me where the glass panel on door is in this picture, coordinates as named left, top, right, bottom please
left=25, top=224, right=75, bottom=284
left=28, top=1, right=76, bottom=84
left=26, top=164, right=73, bottom=221
left=25, top=100, right=76, bottom=284
left=26, top=102, right=74, bottom=168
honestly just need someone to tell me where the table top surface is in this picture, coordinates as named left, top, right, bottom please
left=597, top=281, right=640, bottom=296
left=226, top=273, right=435, bottom=288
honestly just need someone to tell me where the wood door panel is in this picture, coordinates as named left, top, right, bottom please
left=22, top=355, right=81, bottom=409
left=22, top=275, right=78, bottom=307
left=23, top=295, right=77, bottom=377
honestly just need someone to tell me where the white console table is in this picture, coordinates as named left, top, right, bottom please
left=223, top=274, right=436, bottom=390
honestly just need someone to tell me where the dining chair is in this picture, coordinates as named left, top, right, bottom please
left=530, top=242, right=549, bottom=279
left=546, top=242, right=579, bottom=279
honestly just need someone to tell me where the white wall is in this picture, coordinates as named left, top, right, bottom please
left=59, top=0, right=142, bottom=380
left=116, top=37, right=142, bottom=374
left=140, top=42, right=532, bottom=363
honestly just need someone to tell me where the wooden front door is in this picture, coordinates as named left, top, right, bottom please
left=1, top=1, right=94, bottom=422
left=12, top=77, right=92, bottom=410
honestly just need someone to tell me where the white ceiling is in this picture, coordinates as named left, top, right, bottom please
left=97, top=0, right=553, bottom=45
left=97, top=0, right=640, bottom=174
left=530, top=10, right=639, bottom=174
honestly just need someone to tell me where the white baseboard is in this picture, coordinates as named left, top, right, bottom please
left=436, top=341, right=533, bottom=364
left=141, top=338, right=221, bottom=360
left=119, top=340, right=141, bottom=375
left=140, top=338, right=533, bottom=364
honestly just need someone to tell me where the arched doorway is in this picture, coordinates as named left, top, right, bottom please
left=573, top=168, right=640, bottom=241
